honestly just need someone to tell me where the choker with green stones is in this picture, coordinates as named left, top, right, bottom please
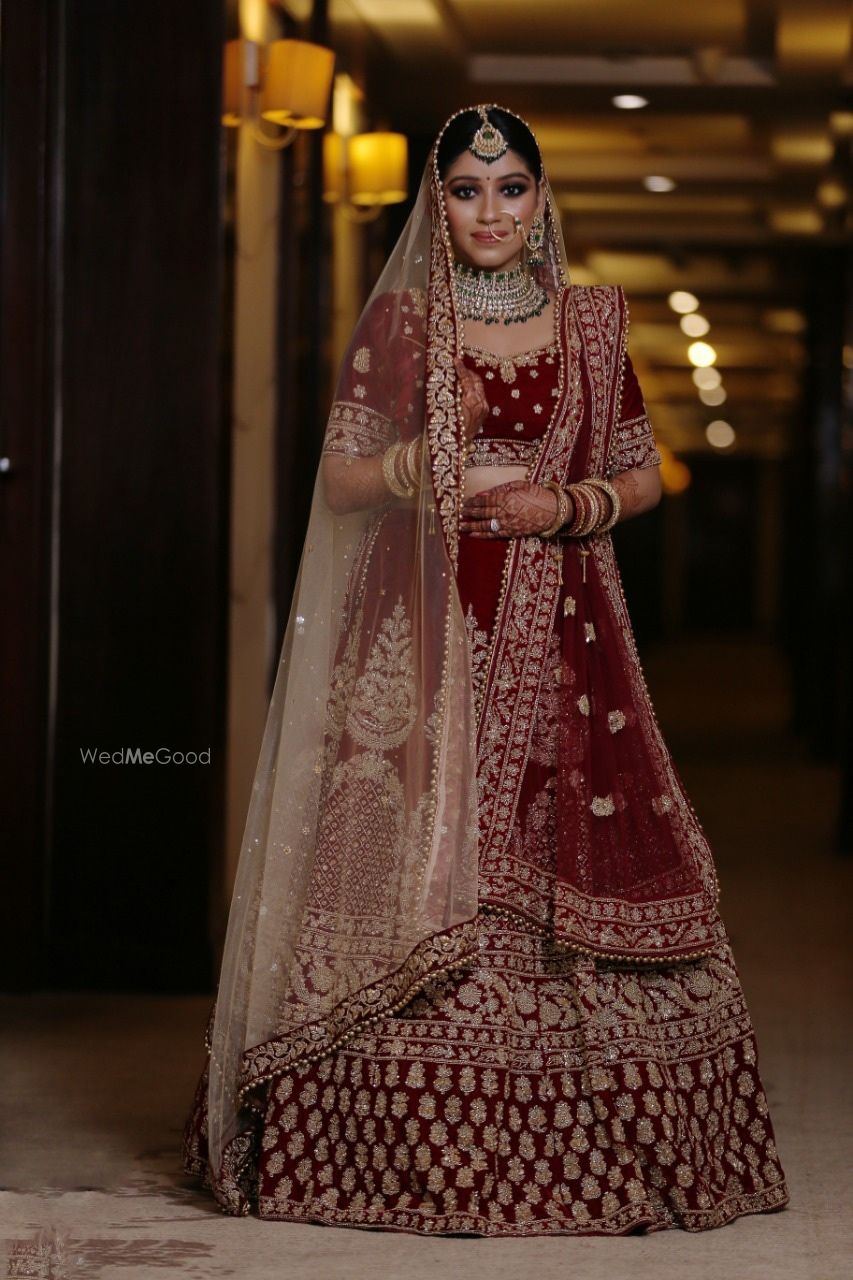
left=453, top=261, right=549, bottom=326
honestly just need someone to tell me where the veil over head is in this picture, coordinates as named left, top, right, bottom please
left=206, top=104, right=570, bottom=1213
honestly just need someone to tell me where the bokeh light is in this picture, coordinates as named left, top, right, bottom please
left=644, top=175, right=676, bottom=192
left=706, top=420, right=736, bottom=448
left=681, top=313, right=710, bottom=337
left=669, top=291, right=700, bottom=314
left=688, top=341, right=718, bottom=367
left=692, top=367, right=722, bottom=388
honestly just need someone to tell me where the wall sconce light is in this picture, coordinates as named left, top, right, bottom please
left=221, top=38, right=335, bottom=150
left=323, top=131, right=408, bottom=220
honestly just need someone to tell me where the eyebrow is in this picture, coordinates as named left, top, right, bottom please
left=446, top=172, right=531, bottom=183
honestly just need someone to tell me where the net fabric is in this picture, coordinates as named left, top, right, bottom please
left=205, top=104, right=571, bottom=1214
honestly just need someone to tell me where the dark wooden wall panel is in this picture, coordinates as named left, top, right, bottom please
left=45, top=1, right=228, bottom=989
left=0, top=0, right=56, bottom=989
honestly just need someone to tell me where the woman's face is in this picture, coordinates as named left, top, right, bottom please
left=442, top=148, right=544, bottom=271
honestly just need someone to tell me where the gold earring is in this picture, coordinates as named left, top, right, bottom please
left=527, top=212, right=546, bottom=267
left=510, top=212, right=546, bottom=267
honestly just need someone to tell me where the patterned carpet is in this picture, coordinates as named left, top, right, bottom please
left=2, top=638, right=851, bottom=1279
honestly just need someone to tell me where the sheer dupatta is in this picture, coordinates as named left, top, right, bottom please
left=205, top=145, right=484, bottom=1216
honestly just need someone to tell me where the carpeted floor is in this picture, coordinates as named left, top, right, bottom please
left=2, top=636, right=851, bottom=1279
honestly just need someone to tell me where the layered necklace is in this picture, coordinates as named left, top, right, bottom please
left=453, top=261, right=549, bottom=326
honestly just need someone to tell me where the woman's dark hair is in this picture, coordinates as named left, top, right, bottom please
left=436, top=107, right=543, bottom=181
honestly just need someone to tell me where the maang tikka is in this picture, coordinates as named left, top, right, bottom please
left=468, top=105, right=509, bottom=164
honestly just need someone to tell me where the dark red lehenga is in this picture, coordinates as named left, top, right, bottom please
left=181, top=334, right=789, bottom=1236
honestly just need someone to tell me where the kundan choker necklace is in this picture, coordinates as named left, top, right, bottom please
left=453, top=261, right=549, bottom=325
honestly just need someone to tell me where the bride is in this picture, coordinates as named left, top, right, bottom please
left=182, top=104, right=789, bottom=1236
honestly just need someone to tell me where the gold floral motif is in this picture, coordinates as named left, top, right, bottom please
left=563, top=596, right=576, bottom=616
left=345, top=597, right=418, bottom=751
left=463, top=603, right=491, bottom=712
left=590, top=794, right=615, bottom=817
left=222, top=910, right=790, bottom=1234
left=608, top=710, right=626, bottom=734
left=352, top=346, right=372, bottom=373
left=324, top=598, right=365, bottom=744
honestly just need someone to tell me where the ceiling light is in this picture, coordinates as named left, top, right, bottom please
left=768, top=207, right=823, bottom=234
left=643, top=175, right=676, bottom=192
left=771, top=129, right=833, bottom=166
left=669, top=290, right=699, bottom=314
left=699, top=386, right=727, bottom=406
left=612, top=94, right=648, bottom=110
left=761, top=308, right=806, bottom=334
left=688, top=341, right=717, bottom=367
left=693, top=367, right=721, bottom=389
left=829, top=111, right=853, bottom=137
left=817, top=178, right=848, bottom=209
left=680, top=313, right=710, bottom=337
left=706, top=420, right=735, bottom=449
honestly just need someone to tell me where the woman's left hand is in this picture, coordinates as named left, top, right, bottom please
left=460, top=480, right=559, bottom=538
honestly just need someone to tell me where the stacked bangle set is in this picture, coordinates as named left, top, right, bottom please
left=540, top=477, right=621, bottom=539
left=381, top=437, right=423, bottom=499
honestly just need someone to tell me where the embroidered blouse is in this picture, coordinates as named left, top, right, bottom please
left=322, top=288, right=662, bottom=479
left=461, top=340, right=661, bottom=476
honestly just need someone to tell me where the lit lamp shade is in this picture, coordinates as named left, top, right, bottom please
left=348, top=132, right=408, bottom=206
left=222, top=39, right=243, bottom=127
left=261, top=39, right=335, bottom=129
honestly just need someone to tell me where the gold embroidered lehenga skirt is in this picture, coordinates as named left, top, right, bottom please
left=181, top=525, right=789, bottom=1236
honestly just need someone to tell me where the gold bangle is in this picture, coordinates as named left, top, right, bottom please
left=585, top=476, right=621, bottom=533
left=402, top=437, right=423, bottom=489
left=580, top=482, right=605, bottom=535
left=393, top=440, right=410, bottom=490
left=565, top=483, right=585, bottom=535
left=382, top=442, right=413, bottom=498
left=540, top=480, right=570, bottom=538
left=567, top=482, right=598, bottom=536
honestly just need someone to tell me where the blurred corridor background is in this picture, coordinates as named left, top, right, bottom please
left=6, top=0, right=850, bottom=992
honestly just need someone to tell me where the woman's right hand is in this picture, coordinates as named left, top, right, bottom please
left=454, top=357, right=489, bottom=447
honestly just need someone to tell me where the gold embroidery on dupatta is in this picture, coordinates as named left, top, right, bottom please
left=345, top=597, right=418, bottom=751
left=475, top=286, right=582, bottom=872
left=324, top=402, right=395, bottom=456
left=425, top=180, right=463, bottom=569
left=325, top=598, right=364, bottom=746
